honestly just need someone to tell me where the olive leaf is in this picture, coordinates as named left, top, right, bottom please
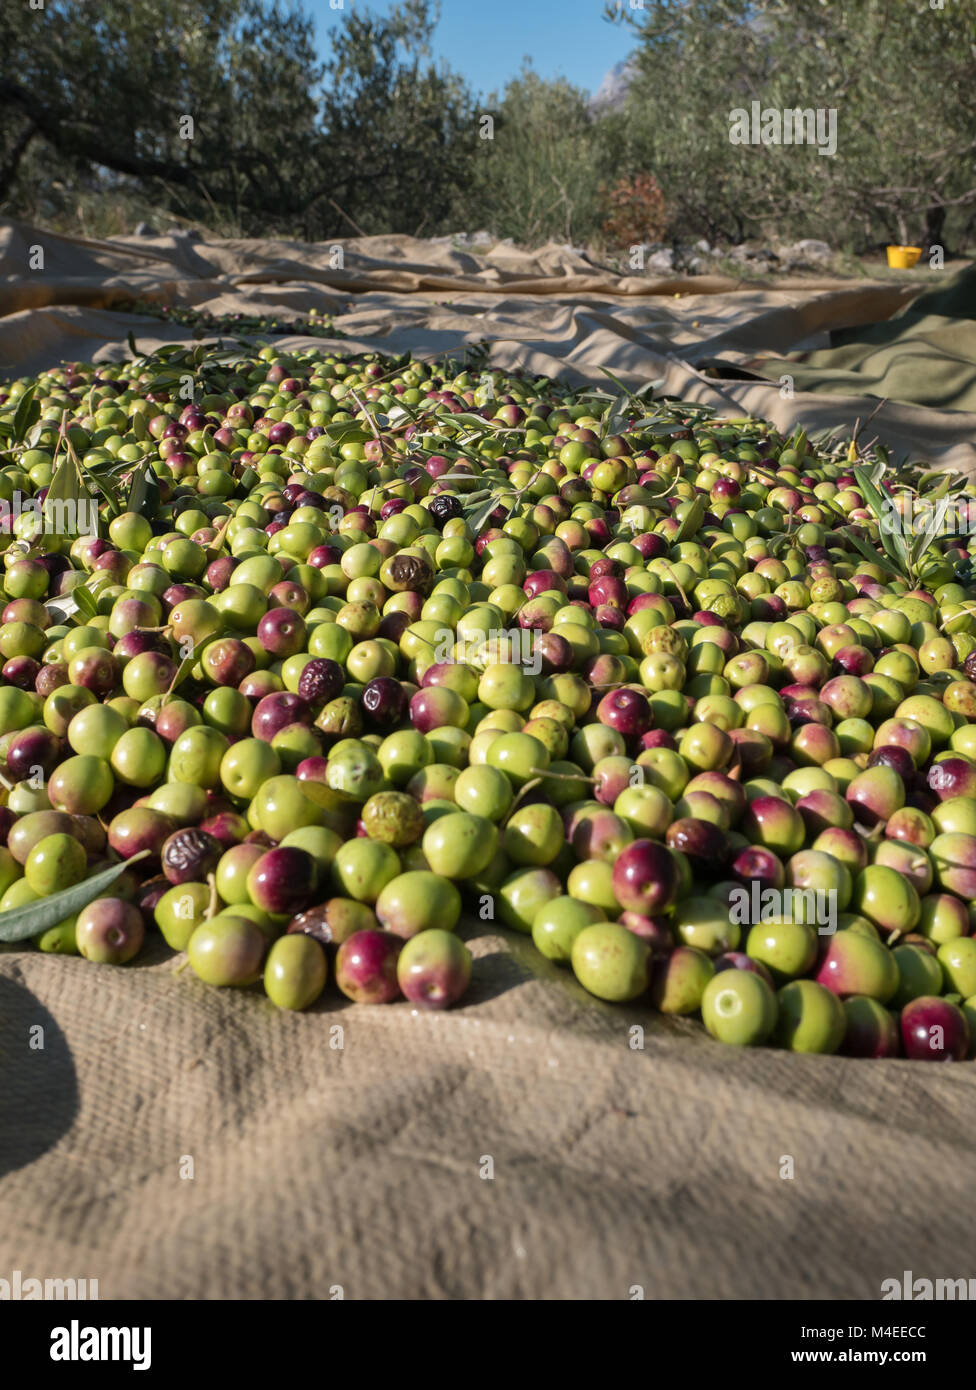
left=85, top=457, right=131, bottom=475
left=0, top=852, right=150, bottom=943
left=923, top=472, right=966, bottom=501
left=463, top=491, right=511, bottom=535
left=602, top=392, right=632, bottom=438
left=71, top=585, right=99, bottom=619
left=442, top=412, right=499, bottom=431
left=126, top=458, right=161, bottom=518
left=324, top=422, right=368, bottom=443
left=84, top=469, right=123, bottom=520
left=432, top=473, right=488, bottom=486
left=162, top=652, right=198, bottom=704
left=204, top=515, right=232, bottom=563
left=783, top=426, right=809, bottom=456
left=145, top=372, right=186, bottom=392
left=454, top=428, right=492, bottom=449
left=673, top=495, right=705, bottom=542
left=43, top=436, right=94, bottom=539
left=853, top=465, right=909, bottom=576
left=148, top=344, right=195, bottom=362
left=11, top=383, right=38, bottom=444
left=842, top=527, right=900, bottom=578
left=909, top=495, right=954, bottom=572
left=596, top=364, right=640, bottom=408
left=44, top=594, right=80, bottom=624
left=632, top=418, right=693, bottom=437
left=385, top=403, right=418, bottom=428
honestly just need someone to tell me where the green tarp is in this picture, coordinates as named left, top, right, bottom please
left=754, top=264, right=976, bottom=415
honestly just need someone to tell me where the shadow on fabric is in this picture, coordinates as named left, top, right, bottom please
left=0, top=973, right=78, bottom=1178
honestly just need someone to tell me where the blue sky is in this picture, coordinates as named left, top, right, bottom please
left=306, top=0, right=637, bottom=99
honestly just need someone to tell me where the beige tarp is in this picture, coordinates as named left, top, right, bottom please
left=1, top=221, right=975, bottom=1301
left=5, top=218, right=974, bottom=474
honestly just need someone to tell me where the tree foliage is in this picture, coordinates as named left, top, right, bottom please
left=317, top=0, right=475, bottom=238
left=611, top=0, right=976, bottom=250
left=1, top=0, right=974, bottom=254
left=0, top=0, right=474, bottom=239
left=458, top=65, right=607, bottom=246
left=0, top=1, right=323, bottom=228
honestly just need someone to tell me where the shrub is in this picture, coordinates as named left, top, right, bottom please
left=600, top=173, right=670, bottom=250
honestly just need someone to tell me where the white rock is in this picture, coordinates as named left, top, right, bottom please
left=784, top=238, right=832, bottom=263
left=646, top=249, right=675, bottom=273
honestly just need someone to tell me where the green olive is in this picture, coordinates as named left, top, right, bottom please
left=264, top=934, right=328, bottom=1010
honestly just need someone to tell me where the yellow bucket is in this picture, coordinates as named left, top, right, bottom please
left=886, top=245, right=922, bottom=269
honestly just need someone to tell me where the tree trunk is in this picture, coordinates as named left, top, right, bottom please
left=921, top=204, right=947, bottom=258
left=0, top=119, right=38, bottom=201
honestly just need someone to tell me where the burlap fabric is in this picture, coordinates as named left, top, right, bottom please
left=1, top=221, right=974, bottom=1300
left=3, top=933, right=974, bottom=1300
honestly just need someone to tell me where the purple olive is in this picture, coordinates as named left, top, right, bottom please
left=2, top=656, right=41, bottom=689
left=714, top=951, right=775, bottom=987
left=35, top=663, right=70, bottom=698
left=251, top=691, right=310, bottom=742
left=665, top=817, right=730, bottom=880
left=5, top=726, right=62, bottom=780
left=246, top=846, right=318, bottom=915
left=841, top=997, right=901, bottom=1058
left=297, top=658, right=344, bottom=705
left=109, top=808, right=178, bottom=861
left=361, top=676, right=408, bottom=730
left=76, top=898, right=145, bottom=964
left=900, top=996, right=969, bottom=1061
left=160, top=827, right=223, bottom=885
left=199, top=811, right=249, bottom=846
left=335, top=929, right=403, bottom=1003
left=136, top=874, right=173, bottom=917
left=396, top=929, right=471, bottom=1009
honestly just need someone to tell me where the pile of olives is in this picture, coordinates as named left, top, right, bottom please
left=0, top=341, right=974, bottom=1056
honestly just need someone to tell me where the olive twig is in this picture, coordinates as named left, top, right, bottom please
left=501, top=776, right=543, bottom=827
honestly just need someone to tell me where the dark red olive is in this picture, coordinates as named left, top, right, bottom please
left=160, top=828, right=223, bottom=885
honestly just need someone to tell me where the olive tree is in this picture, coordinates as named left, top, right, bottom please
left=0, top=0, right=477, bottom=240
left=613, top=0, right=976, bottom=250
left=459, top=65, right=606, bottom=246
left=315, top=0, right=476, bottom=239
left=0, top=0, right=325, bottom=232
